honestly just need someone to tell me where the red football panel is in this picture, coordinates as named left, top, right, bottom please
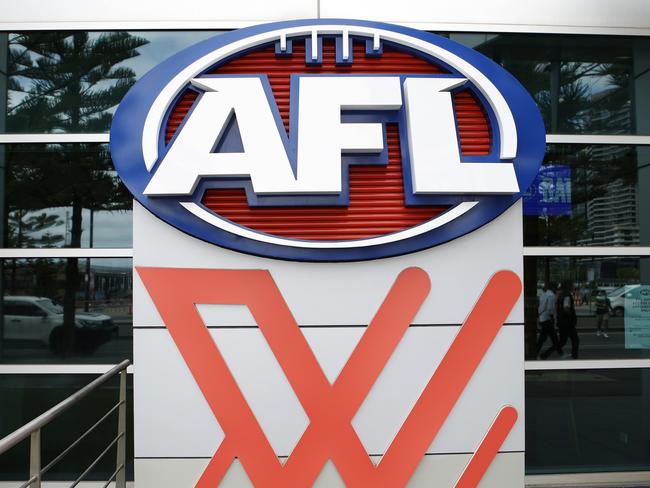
left=164, top=39, right=492, bottom=241
left=166, top=90, right=198, bottom=141
left=202, top=124, right=447, bottom=240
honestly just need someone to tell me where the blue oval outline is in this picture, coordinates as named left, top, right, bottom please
left=110, top=19, right=545, bottom=262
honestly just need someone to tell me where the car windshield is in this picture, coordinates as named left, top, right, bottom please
left=35, top=299, right=63, bottom=314
left=607, top=286, right=627, bottom=297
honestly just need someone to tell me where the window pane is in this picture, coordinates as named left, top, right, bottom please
left=523, top=144, right=650, bottom=247
left=0, top=31, right=222, bottom=133
left=450, top=34, right=650, bottom=135
left=3, top=31, right=649, bottom=135
left=524, top=256, right=650, bottom=360
left=0, top=258, right=132, bottom=364
left=526, top=369, right=650, bottom=474
left=0, top=143, right=132, bottom=248
left=0, top=374, right=133, bottom=481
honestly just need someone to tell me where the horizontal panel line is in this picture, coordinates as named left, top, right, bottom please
left=525, top=359, right=650, bottom=370
left=392, top=22, right=650, bottom=37
left=0, top=248, right=133, bottom=258
left=1, top=134, right=649, bottom=145
left=0, top=20, right=264, bottom=31
left=4, top=248, right=648, bottom=259
left=523, top=247, right=650, bottom=256
left=546, top=134, right=650, bottom=145
left=397, top=450, right=523, bottom=457
left=0, top=364, right=134, bottom=374
left=134, top=322, right=524, bottom=329
left=0, top=21, right=649, bottom=37
left=0, top=133, right=109, bottom=144
left=4, top=361, right=647, bottom=373
left=525, top=470, right=650, bottom=487
left=3, top=246, right=648, bottom=259
left=135, top=450, right=524, bottom=460
left=3, top=361, right=644, bottom=373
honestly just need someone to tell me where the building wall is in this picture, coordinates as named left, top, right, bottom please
left=132, top=199, right=525, bottom=487
left=1, top=1, right=650, bottom=487
left=1, top=0, right=650, bottom=35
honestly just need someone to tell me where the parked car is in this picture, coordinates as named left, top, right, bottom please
left=2, top=296, right=116, bottom=352
left=607, top=285, right=640, bottom=317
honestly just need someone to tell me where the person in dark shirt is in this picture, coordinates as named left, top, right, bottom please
left=557, top=281, right=579, bottom=359
left=595, top=289, right=612, bottom=338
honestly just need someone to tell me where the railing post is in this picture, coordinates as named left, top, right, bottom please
left=115, top=369, right=127, bottom=488
left=29, top=429, right=41, bottom=488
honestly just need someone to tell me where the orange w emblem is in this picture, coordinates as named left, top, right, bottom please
left=137, top=267, right=521, bottom=487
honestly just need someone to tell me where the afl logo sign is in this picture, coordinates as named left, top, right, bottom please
left=110, top=20, right=545, bottom=261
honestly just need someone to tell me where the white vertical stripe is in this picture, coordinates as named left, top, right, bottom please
left=311, top=29, right=318, bottom=60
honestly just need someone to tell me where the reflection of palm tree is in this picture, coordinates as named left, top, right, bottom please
left=473, top=35, right=632, bottom=135
left=6, top=32, right=147, bottom=353
left=8, top=32, right=148, bottom=132
left=483, top=41, right=634, bottom=249
left=7, top=211, right=63, bottom=248
left=496, top=59, right=552, bottom=127
left=558, top=62, right=593, bottom=132
left=6, top=211, right=64, bottom=295
left=565, top=62, right=631, bottom=134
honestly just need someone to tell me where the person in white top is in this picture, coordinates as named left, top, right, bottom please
left=535, top=282, right=563, bottom=359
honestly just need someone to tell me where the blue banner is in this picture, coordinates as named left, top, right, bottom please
left=523, top=165, right=572, bottom=216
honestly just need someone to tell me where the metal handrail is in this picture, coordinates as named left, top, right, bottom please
left=69, top=432, right=123, bottom=488
left=39, top=400, right=124, bottom=478
left=0, top=359, right=130, bottom=488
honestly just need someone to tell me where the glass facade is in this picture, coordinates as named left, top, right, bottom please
left=524, top=256, right=650, bottom=360
left=0, top=374, right=133, bottom=481
left=0, top=144, right=132, bottom=248
left=523, top=145, right=650, bottom=247
left=526, top=369, right=650, bottom=473
left=0, top=258, right=133, bottom=364
left=449, top=34, right=650, bottom=136
left=0, top=28, right=649, bottom=483
left=1, top=31, right=222, bottom=133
